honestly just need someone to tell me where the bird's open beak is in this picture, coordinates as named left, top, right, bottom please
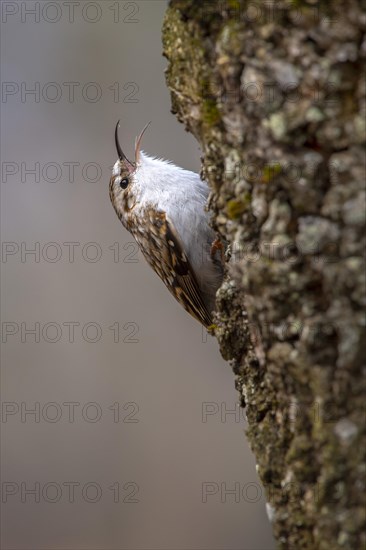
left=135, top=121, right=151, bottom=164
left=115, top=120, right=135, bottom=173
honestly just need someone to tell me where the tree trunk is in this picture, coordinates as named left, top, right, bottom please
left=162, top=2, right=365, bottom=549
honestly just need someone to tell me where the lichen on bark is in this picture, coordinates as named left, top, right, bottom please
left=163, top=1, right=366, bottom=549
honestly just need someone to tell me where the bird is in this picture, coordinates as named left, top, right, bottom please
left=109, top=121, right=224, bottom=328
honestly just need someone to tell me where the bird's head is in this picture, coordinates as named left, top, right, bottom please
left=109, top=120, right=151, bottom=228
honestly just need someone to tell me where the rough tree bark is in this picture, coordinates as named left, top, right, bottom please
left=163, top=2, right=365, bottom=549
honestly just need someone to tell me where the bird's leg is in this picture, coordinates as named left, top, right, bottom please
left=211, top=237, right=225, bottom=263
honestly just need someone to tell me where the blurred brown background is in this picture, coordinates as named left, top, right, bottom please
left=1, top=1, right=275, bottom=548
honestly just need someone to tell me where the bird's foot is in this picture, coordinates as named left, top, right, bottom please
left=211, top=237, right=225, bottom=263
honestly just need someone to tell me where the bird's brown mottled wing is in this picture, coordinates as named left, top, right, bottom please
left=164, top=216, right=213, bottom=328
left=135, top=208, right=213, bottom=328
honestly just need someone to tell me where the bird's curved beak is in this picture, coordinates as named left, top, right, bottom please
left=135, top=121, right=151, bottom=165
left=115, top=120, right=135, bottom=173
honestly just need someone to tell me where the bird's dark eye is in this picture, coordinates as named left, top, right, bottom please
left=120, top=177, right=129, bottom=189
